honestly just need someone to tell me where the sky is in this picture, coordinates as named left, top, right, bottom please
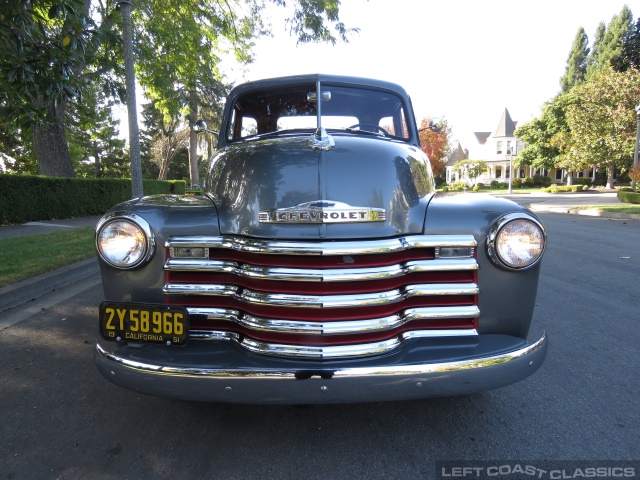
left=224, top=0, right=637, bottom=150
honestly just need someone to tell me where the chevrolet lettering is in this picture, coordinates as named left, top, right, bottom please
left=259, top=201, right=386, bottom=223
left=95, top=74, right=548, bottom=404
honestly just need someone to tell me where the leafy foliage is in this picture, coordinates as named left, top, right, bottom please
left=452, top=160, right=487, bottom=186
left=560, top=27, right=589, bottom=92
left=418, top=117, right=451, bottom=176
left=565, top=68, right=640, bottom=188
left=612, top=17, right=640, bottom=72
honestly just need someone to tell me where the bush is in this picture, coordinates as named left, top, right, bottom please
left=523, top=177, right=535, bottom=188
left=472, top=185, right=480, bottom=192
left=490, top=180, right=499, bottom=189
left=512, top=178, right=522, bottom=188
left=498, top=182, right=509, bottom=189
left=532, top=174, right=552, bottom=187
left=618, top=190, right=640, bottom=204
left=541, top=184, right=584, bottom=193
left=0, top=175, right=186, bottom=224
left=574, top=178, right=593, bottom=187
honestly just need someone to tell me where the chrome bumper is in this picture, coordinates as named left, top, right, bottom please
left=94, top=332, right=547, bottom=404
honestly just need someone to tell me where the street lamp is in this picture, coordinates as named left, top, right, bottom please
left=507, top=143, right=515, bottom=195
left=632, top=103, right=640, bottom=191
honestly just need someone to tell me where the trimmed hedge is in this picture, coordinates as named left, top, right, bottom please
left=0, top=175, right=186, bottom=224
left=617, top=189, right=640, bottom=204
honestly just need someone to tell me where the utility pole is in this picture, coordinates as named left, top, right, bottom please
left=118, top=0, right=144, bottom=199
left=632, top=103, right=640, bottom=191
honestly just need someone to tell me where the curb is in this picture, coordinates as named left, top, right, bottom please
left=528, top=205, right=640, bottom=220
left=0, top=257, right=100, bottom=313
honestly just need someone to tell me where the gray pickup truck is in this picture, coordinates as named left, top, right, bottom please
left=94, top=74, right=547, bottom=403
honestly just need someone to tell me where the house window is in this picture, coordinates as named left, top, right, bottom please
left=506, top=141, right=512, bottom=155
left=495, top=166, right=502, bottom=178
left=497, top=141, right=503, bottom=155
left=555, top=169, right=563, bottom=180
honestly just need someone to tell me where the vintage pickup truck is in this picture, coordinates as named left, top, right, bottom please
left=94, top=74, right=547, bottom=403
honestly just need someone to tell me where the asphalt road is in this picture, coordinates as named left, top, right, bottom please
left=1, top=212, right=639, bottom=480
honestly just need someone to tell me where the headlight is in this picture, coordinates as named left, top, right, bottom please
left=96, top=214, right=155, bottom=269
left=487, top=213, right=545, bottom=270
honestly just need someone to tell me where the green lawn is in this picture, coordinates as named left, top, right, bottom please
left=0, top=226, right=96, bottom=287
left=577, top=205, right=640, bottom=215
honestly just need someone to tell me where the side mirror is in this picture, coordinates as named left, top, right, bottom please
left=419, top=117, right=445, bottom=133
left=193, top=119, right=219, bottom=136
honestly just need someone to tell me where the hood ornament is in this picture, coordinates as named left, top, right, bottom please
left=259, top=200, right=386, bottom=224
left=308, top=79, right=335, bottom=151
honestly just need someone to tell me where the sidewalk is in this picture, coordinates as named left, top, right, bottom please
left=499, top=191, right=640, bottom=220
left=0, top=192, right=637, bottom=313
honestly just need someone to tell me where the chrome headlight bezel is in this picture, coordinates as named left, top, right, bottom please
left=486, top=213, right=546, bottom=271
left=95, top=213, right=155, bottom=269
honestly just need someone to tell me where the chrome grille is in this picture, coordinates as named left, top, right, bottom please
left=164, top=235, right=479, bottom=359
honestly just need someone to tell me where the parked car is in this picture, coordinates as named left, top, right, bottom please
left=94, top=74, right=547, bottom=403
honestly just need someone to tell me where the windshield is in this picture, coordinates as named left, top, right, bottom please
left=226, top=84, right=410, bottom=141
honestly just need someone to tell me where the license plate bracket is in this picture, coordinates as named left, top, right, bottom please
left=99, top=302, right=189, bottom=346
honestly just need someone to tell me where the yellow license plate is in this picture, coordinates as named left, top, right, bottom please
left=99, top=302, right=189, bottom=346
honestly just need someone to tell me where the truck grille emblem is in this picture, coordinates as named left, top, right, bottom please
left=259, top=200, right=386, bottom=224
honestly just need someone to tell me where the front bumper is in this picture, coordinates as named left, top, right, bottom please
left=94, top=332, right=547, bottom=404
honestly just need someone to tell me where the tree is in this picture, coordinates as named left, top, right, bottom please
left=417, top=117, right=451, bottom=177
left=452, top=160, right=487, bottom=187
left=612, top=17, right=640, bottom=72
left=515, top=94, right=575, bottom=173
left=0, top=0, right=354, bottom=180
left=565, top=68, right=640, bottom=189
left=560, top=27, right=590, bottom=92
left=586, top=6, right=634, bottom=76
left=586, top=21, right=607, bottom=77
left=0, top=0, right=122, bottom=177
left=134, top=0, right=356, bottom=189
left=66, top=82, right=127, bottom=178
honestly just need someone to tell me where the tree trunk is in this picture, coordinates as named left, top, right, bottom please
left=33, top=98, right=75, bottom=177
left=120, top=1, right=143, bottom=199
left=606, top=164, right=615, bottom=189
left=188, top=89, right=200, bottom=188
left=93, top=141, right=102, bottom=177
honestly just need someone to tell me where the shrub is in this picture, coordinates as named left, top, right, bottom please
left=618, top=190, right=640, bottom=204
left=575, top=178, right=593, bottom=187
left=523, top=177, right=535, bottom=188
left=498, top=182, right=509, bottom=189
left=490, top=180, right=499, bottom=189
left=0, top=175, right=186, bottom=224
left=472, top=185, right=480, bottom=192
left=512, top=178, right=522, bottom=188
left=532, top=174, right=552, bottom=187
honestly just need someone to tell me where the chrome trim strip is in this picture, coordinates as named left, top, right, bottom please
left=187, top=329, right=479, bottom=358
left=165, top=234, right=477, bottom=256
left=164, top=258, right=478, bottom=281
left=164, top=282, right=479, bottom=308
left=186, top=305, right=480, bottom=335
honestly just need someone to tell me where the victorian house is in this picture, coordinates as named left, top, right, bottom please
left=445, top=108, right=557, bottom=185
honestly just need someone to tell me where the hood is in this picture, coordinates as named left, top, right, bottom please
left=205, top=134, right=435, bottom=239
